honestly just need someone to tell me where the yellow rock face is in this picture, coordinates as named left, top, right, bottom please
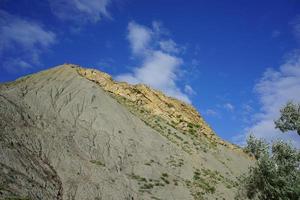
left=77, top=66, right=239, bottom=150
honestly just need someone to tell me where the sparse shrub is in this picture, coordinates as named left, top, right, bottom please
left=166, top=103, right=174, bottom=108
left=174, top=179, right=179, bottom=186
left=161, top=177, right=170, bottom=184
left=140, top=183, right=154, bottom=190
left=160, top=173, right=170, bottom=184
left=129, top=173, right=147, bottom=182
left=189, top=168, right=218, bottom=197
left=187, top=123, right=193, bottom=128
left=90, top=160, right=105, bottom=167
left=188, top=128, right=196, bottom=135
left=154, top=182, right=161, bottom=186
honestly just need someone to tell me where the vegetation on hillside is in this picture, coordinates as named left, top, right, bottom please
left=236, top=102, right=300, bottom=200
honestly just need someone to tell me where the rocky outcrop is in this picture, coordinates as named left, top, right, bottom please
left=77, top=66, right=238, bottom=150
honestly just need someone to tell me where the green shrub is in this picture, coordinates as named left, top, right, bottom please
left=244, top=134, right=269, bottom=159
left=275, top=102, right=300, bottom=135
left=90, top=160, right=105, bottom=166
left=237, top=103, right=300, bottom=199
left=237, top=140, right=300, bottom=200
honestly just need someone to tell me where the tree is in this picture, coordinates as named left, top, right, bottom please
left=237, top=139, right=300, bottom=200
left=244, top=134, right=269, bottom=159
left=275, top=102, right=300, bottom=135
left=236, top=102, right=300, bottom=200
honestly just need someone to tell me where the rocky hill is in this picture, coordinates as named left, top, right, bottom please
left=0, top=64, right=252, bottom=200
left=77, top=67, right=239, bottom=150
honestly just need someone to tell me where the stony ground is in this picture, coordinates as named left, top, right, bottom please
left=0, top=64, right=252, bottom=200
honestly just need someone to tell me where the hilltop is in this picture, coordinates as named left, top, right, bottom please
left=0, top=64, right=252, bottom=200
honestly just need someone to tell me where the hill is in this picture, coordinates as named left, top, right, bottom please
left=0, top=64, right=252, bottom=200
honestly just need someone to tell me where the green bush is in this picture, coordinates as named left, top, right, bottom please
left=237, top=102, right=300, bottom=200
left=275, top=102, right=300, bottom=135
left=237, top=138, right=300, bottom=200
left=244, top=134, right=269, bottom=159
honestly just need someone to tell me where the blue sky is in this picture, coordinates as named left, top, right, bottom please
left=1, top=0, right=300, bottom=147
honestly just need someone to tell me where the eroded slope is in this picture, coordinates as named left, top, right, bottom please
left=77, top=66, right=239, bottom=150
left=0, top=64, right=252, bottom=200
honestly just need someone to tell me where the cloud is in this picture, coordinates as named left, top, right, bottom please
left=2, top=59, right=32, bottom=73
left=127, top=22, right=153, bottom=55
left=49, top=0, right=111, bottom=23
left=0, top=11, right=55, bottom=52
left=242, top=104, right=253, bottom=113
left=204, top=109, right=220, bottom=117
left=0, top=10, right=56, bottom=72
left=152, top=21, right=170, bottom=36
left=116, top=21, right=192, bottom=104
left=291, top=16, right=300, bottom=42
left=184, top=85, right=196, bottom=95
left=240, top=104, right=254, bottom=123
left=159, top=39, right=180, bottom=54
left=234, top=50, right=300, bottom=148
left=271, top=30, right=281, bottom=38
left=224, top=103, right=234, bottom=111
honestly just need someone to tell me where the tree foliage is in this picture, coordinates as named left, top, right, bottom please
left=237, top=102, right=300, bottom=200
left=237, top=139, right=300, bottom=200
left=275, top=102, right=300, bottom=135
left=244, top=134, right=269, bottom=159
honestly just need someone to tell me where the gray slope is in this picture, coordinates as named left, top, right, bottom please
left=0, top=65, right=252, bottom=200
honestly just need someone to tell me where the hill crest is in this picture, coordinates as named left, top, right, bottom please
left=75, top=64, right=239, bottom=151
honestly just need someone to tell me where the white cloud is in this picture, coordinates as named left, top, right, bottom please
left=49, top=0, right=111, bottom=23
left=204, top=109, right=220, bottom=117
left=116, top=21, right=192, bottom=104
left=0, top=10, right=56, bottom=72
left=234, top=50, right=300, bottom=148
left=2, top=58, right=32, bottom=73
left=152, top=21, right=169, bottom=36
left=224, top=103, right=234, bottom=111
left=242, top=104, right=253, bottom=113
left=291, top=16, right=300, bottom=42
left=0, top=11, right=55, bottom=52
left=127, top=22, right=153, bottom=55
left=159, top=39, right=180, bottom=54
left=133, top=51, right=182, bottom=88
left=184, top=85, right=196, bottom=95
